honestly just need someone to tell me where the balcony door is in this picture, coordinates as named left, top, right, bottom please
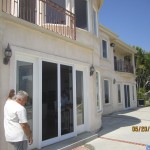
left=46, top=0, right=66, bottom=24
left=19, top=0, right=36, bottom=23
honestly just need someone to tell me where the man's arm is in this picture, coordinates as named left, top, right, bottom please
left=20, top=123, right=33, bottom=145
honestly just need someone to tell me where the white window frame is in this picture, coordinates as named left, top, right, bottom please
left=104, top=79, right=110, bottom=104
left=102, top=39, right=108, bottom=59
left=74, top=0, right=89, bottom=31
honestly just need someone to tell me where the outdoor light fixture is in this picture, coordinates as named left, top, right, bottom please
left=3, top=43, right=12, bottom=65
left=110, top=43, right=115, bottom=47
left=113, top=78, right=116, bottom=84
left=90, top=65, right=95, bottom=76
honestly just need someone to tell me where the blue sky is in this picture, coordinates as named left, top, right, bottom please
left=99, top=0, right=150, bottom=52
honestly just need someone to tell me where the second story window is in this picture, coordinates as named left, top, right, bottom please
left=102, top=40, right=108, bottom=59
left=75, top=0, right=88, bottom=30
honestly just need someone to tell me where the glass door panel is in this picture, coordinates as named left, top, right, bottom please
left=42, top=61, right=58, bottom=141
left=76, top=71, right=84, bottom=126
left=16, top=61, right=33, bottom=131
left=60, top=65, right=73, bottom=135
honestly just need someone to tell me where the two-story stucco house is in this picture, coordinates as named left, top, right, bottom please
left=0, top=0, right=137, bottom=149
left=99, top=25, right=137, bottom=115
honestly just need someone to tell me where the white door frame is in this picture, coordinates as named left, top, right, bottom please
left=10, top=50, right=89, bottom=149
left=12, top=52, right=39, bottom=150
left=75, top=66, right=88, bottom=134
left=39, top=59, right=77, bottom=148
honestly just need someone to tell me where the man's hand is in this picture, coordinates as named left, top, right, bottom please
left=28, top=136, right=33, bottom=145
left=20, top=123, right=33, bottom=145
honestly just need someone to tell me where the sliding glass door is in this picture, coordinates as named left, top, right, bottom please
left=60, top=65, right=73, bottom=135
left=42, top=61, right=58, bottom=140
left=42, top=61, right=74, bottom=141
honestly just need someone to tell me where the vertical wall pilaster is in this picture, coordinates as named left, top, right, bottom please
left=0, top=17, right=9, bottom=150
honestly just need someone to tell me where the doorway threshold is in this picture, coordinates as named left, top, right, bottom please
left=40, top=132, right=98, bottom=150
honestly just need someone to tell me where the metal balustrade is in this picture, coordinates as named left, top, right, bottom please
left=1, top=0, right=76, bottom=40
left=114, top=59, right=134, bottom=73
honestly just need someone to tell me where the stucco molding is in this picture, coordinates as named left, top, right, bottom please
left=97, top=0, right=104, bottom=9
left=99, top=24, right=137, bottom=54
left=0, top=12, right=94, bottom=52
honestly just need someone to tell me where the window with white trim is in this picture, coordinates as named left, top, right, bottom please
left=104, top=80, right=110, bottom=104
left=117, top=84, right=121, bottom=103
left=102, top=40, right=108, bottom=58
left=75, top=0, right=88, bottom=30
left=96, top=72, right=101, bottom=111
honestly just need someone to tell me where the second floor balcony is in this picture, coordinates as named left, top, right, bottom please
left=114, top=59, right=134, bottom=74
left=1, top=0, right=76, bottom=40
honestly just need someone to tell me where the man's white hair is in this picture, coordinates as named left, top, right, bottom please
left=15, top=90, right=28, bottom=101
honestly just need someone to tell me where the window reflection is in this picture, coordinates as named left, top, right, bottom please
left=104, top=80, right=109, bottom=103
left=61, top=65, right=73, bottom=135
left=75, top=0, right=88, bottom=30
left=76, top=71, right=84, bottom=126
left=16, top=61, right=33, bottom=131
left=42, top=61, right=58, bottom=141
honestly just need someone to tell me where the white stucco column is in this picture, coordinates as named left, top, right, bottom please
left=0, top=18, right=9, bottom=150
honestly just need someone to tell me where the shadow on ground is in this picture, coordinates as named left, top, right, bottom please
left=98, top=109, right=141, bottom=137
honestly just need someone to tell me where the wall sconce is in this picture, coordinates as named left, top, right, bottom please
left=113, top=78, right=116, bottom=84
left=90, top=65, right=95, bottom=76
left=3, top=44, right=12, bottom=65
left=110, top=43, right=115, bottom=47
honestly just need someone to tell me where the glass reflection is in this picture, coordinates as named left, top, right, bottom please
left=42, top=61, right=58, bottom=141
left=76, top=71, right=84, bottom=125
left=61, top=65, right=73, bottom=135
left=16, top=61, right=33, bottom=131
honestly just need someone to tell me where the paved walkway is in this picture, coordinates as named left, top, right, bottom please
left=74, top=107, right=150, bottom=150
left=41, top=107, right=150, bottom=150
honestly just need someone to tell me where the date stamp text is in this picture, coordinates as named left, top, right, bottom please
left=132, top=126, right=150, bottom=132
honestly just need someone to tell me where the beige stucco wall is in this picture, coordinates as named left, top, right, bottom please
left=0, top=12, right=102, bottom=149
left=0, top=0, right=137, bottom=148
left=0, top=16, right=11, bottom=150
left=0, top=0, right=105, bottom=149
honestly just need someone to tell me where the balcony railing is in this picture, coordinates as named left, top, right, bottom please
left=1, top=0, right=76, bottom=40
left=114, top=60, right=134, bottom=73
